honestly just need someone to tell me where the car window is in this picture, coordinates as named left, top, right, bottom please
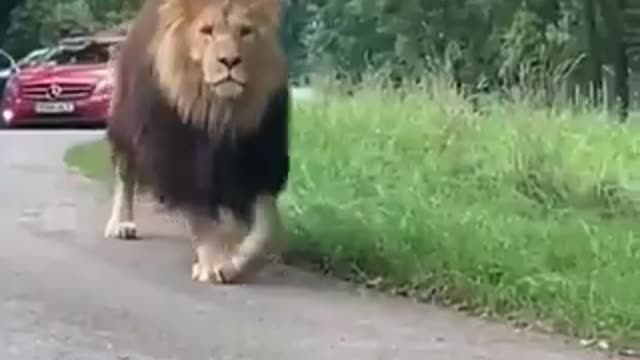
left=41, top=43, right=111, bottom=66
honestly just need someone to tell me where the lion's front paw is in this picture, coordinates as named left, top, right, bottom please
left=191, top=259, right=244, bottom=284
left=104, top=218, right=138, bottom=240
left=191, top=244, right=239, bottom=284
left=190, top=252, right=230, bottom=284
left=214, top=260, right=246, bottom=284
left=191, top=261, right=224, bottom=283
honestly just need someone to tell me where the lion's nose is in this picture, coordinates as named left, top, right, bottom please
left=218, top=55, right=242, bottom=68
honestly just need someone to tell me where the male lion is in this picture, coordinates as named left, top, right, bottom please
left=104, top=0, right=290, bottom=284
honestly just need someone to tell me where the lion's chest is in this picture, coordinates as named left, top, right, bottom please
left=133, top=99, right=286, bottom=220
left=110, top=70, right=289, bottom=220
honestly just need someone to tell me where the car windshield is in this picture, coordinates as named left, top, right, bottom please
left=40, top=42, right=112, bottom=66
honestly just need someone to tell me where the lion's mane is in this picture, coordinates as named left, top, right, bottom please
left=106, top=0, right=290, bottom=222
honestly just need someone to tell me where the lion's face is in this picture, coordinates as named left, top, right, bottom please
left=151, top=0, right=286, bottom=131
left=184, top=0, right=279, bottom=99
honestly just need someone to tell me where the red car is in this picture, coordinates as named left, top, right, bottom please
left=1, top=35, right=123, bottom=128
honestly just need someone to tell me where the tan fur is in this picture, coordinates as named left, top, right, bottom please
left=104, top=157, right=137, bottom=240
left=149, top=0, right=287, bottom=136
left=186, top=207, right=248, bottom=283
left=188, top=195, right=284, bottom=284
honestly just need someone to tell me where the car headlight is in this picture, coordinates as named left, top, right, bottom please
left=2, top=109, right=14, bottom=123
left=94, top=79, right=114, bottom=96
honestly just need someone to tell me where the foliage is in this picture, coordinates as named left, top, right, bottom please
left=288, top=0, right=589, bottom=91
left=2, top=0, right=135, bottom=58
left=1, top=0, right=623, bottom=94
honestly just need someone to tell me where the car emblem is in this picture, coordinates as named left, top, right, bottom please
left=47, top=84, right=62, bottom=99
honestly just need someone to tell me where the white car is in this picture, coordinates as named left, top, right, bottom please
left=0, top=47, right=50, bottom=78
left=0, top=49, right=17, bottom=84
left=0, top=47, right=50, bottom=95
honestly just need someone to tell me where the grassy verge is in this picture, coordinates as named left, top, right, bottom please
left=64, top=139, right=111, bottom=182
left=65, top=78, right=640, bottom=349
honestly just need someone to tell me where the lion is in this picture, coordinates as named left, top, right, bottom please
left=103, top=0, right=290, bottom=284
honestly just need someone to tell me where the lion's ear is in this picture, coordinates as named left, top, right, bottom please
left=250, top=0, right=283, bottom=26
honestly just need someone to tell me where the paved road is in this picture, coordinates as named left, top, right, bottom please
left=0, top=130, right=619, bottom=360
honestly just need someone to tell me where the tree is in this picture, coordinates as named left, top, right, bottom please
left=0, top=0, right=23, bottom=45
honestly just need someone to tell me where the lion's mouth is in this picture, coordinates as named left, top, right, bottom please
left=209, top=73, right=246, bottom=87
left=209, top=76, right=245, bottom=98
left=212, top=76, right=245, bottom=86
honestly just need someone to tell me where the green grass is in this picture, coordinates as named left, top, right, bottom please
left=65, top=77, right=640, bottom=349
left=64, top=139, right=111, bottom=181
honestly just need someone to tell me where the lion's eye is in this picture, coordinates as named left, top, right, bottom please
left=199, top=25, right=213, bottom=35
left=239, top=26, right=253, bottom=37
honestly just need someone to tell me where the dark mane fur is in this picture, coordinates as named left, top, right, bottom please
left=106, top=0, right=290, bottom=222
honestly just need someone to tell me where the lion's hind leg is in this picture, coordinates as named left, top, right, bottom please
left=104, top=154, right=138, bottom=240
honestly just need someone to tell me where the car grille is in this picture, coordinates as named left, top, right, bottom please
left=20, top=83, right=95, bottom=101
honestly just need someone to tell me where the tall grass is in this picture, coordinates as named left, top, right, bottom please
left=281, top=73, right=640, bottom=346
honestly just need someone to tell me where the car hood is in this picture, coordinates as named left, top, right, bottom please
left=13, top=64, right=111, bottom=86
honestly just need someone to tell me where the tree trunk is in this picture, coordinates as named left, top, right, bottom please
left=599, top=0, right=629, bottom=122
left=614, top=36, right=630, bottom=121
left=584, top=0, right=603, bottom=105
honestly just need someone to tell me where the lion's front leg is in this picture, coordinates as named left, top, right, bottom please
left=104, top=156, right=137, bottom=240
left=186, top=209, right=247, bottom=284
left=215, top=194, right=283, bottom=284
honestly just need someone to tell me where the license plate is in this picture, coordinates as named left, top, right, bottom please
left=34, top=101, right=74, bottom=114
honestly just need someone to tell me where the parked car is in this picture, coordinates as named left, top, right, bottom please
left=1, top=34, right=123, bottom=128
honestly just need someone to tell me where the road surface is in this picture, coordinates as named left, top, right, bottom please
left=0, top=130, right=619, bottom=359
